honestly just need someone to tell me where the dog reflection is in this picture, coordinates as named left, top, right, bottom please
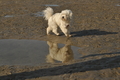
left=46, top=41, right=74, bottom=63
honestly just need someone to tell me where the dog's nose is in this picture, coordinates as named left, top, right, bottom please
left=66, top=25, right=69, bottom=28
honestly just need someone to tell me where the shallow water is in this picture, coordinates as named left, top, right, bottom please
left=4, top=4, right=60, bottom=18
left=45, top=4, right=59, bottom=7
left=116, top=4, right=120, bottom=6
left=31, top=12, right=43, bottom=17
left=4, top=11, right=43, bottom=18
left=4, top=15, right=14, bottom=18
left=0, top=39, right=80, bottom=66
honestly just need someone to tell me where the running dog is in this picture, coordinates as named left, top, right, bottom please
left=43, top=7, right=73, bottom=37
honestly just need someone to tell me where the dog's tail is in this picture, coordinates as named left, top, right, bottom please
left=43, top=7, right=54, bottom=20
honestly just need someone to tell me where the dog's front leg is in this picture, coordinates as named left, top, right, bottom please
left=60, top=27, right=71, bottom=37
left=52, top=28, right=60, bottom=36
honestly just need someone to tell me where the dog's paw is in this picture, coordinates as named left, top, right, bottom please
left=66, top=34, right=72, bottom=37
left=47, top=34, right=51, bottom=36
left=56, top=33, right=60, bottom=36
left=69, top=35, right=72, bottom=37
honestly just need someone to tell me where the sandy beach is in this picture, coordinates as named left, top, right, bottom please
left=0, top=0, right=120, bottom=80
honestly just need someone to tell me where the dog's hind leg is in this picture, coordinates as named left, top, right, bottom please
left=47, top=27, right=52, bottom=35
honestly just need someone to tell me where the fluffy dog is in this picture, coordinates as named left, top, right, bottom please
left=46, top=41, right=74, bottom=63
left=43, top=7, right=73, bottom=37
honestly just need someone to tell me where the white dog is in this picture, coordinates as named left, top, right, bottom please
left=43, top=7, right=73, bottom=37
left=46, top=41, right=74, bottom=63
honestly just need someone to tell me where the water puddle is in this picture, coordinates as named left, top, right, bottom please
left=45, top=4, right=59, bottom=7
left=3, top=4, right=59, bottom=18
left=116, top=4, right=120, bottom=6
left=4, top=12, right=43, bottom=18
left=4, top=4, right=60, bottom=18
left=0, top=39, right=80, bottom=66
left=4, top=15, right=14, bottom=18
left=4, top=14, right=25, bottom=18
left=30, top=12, right=43, bottom=17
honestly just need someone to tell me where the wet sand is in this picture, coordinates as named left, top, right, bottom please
left=0, top=0, right=120, bottom=80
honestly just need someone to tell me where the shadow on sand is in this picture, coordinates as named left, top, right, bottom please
left=0, top=52, right=120, bottom=80
left=71, top=29, right=118, bottom=37
left=81, top=52, right=120, bottom=59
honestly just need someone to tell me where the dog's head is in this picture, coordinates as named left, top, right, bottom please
left=61, top=9, right=73, bottom=23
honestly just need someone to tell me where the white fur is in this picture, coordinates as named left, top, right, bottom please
left=46, top=41, right=74, bottom=63
left=43, top=7, right=73, bottom=37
